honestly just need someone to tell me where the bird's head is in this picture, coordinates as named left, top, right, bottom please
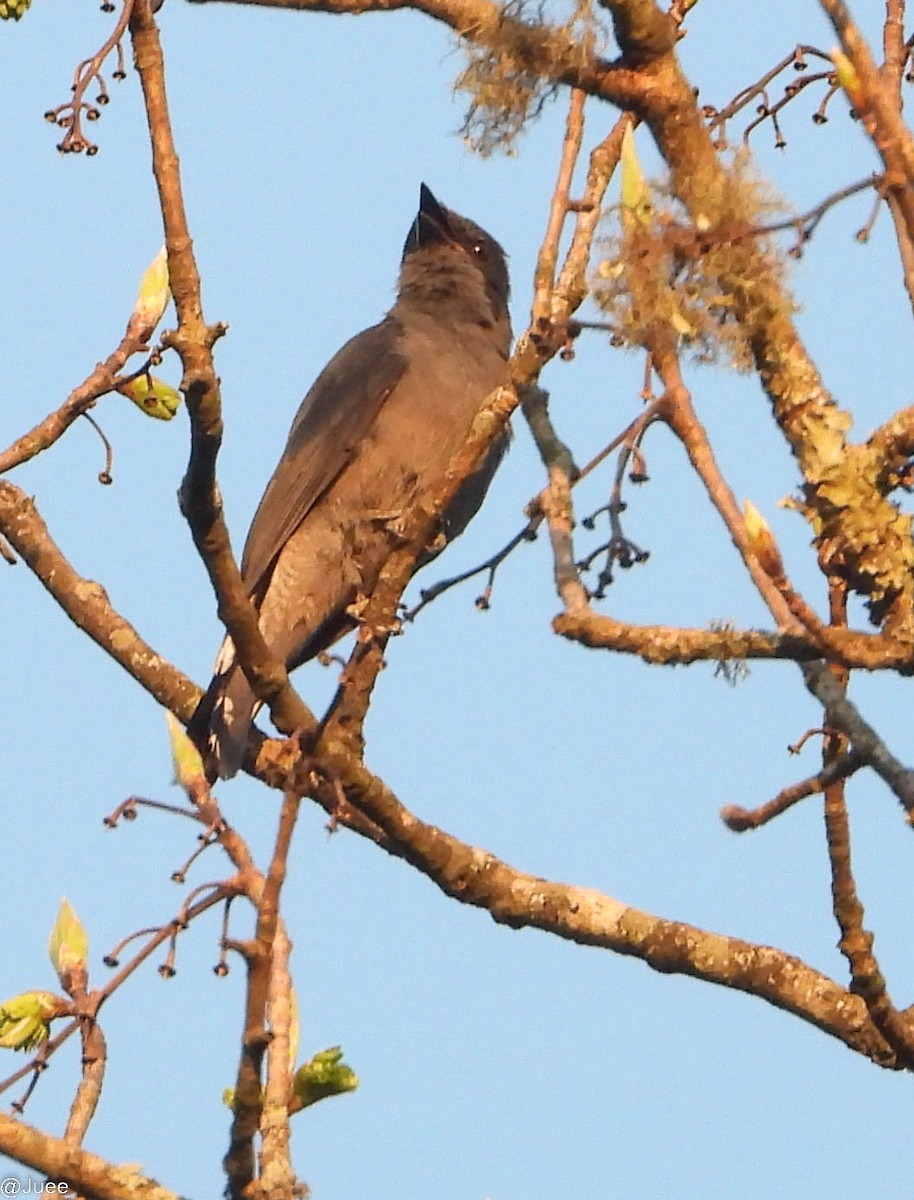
left=400, top=184, right=510, bottom=334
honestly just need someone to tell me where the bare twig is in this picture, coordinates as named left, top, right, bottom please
left=43, top=0, right=133, bottom=155
left=706, top=45, right=832, bottom=139
left=0, top=336, right=152, bottom=476
left=721, top=750, right=864, bottom=830
left=402, top=521, right=537, bottom=621
left=532, top=88, right=586, bottom=323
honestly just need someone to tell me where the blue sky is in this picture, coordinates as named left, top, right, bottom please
left=3, top=2, right=914, bottom=1197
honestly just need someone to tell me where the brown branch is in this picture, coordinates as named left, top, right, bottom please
left=532, top=88, right=586, bottom=323
left=881, top=0, right=906, bottom=94
left=312, top=742, right=905, bottom=1068
left=556, top=619, right=914, bottom=819
left=128, top=0, right=317, bottom=743
left=0, top=1020, right=80, bottom=1103
left=402, top=519, right=538, bottom=620
left=514, top=114, right=631, bottom=382
left=0, top=1112, right=178, bottom=1200
left=868, top=399, right=914, bottom=474
left=553, top=114, right=630, bottom=313
left=44, top=0, right=133, bottom=156
left=651, top=352, right=797, bottom=628
left=819, top=575, right=914, bottom=1063
left=0, top=480, right=201, bottom=720
left=721, top=750, right=864, bottom=831
left=553, top=604, right=914, bottom=670
left=718, top=174, right=881, bottom=247
left=824, top=776, right=914, bottom=1064
left=320, top=384, right=519, bottom=756
left=820, top=0, right=914, bottom=237
left=63, top=1021, right=107, bottom=1148
left=883, top=189, right=914, bottom=318
left=801, top=660, right=914, bottom=818
left=515, top=108, right=635, bottom=619
left=824, top=770, right=914, bottom=1066
left=819, top=0, right=914, bottom=320
left=554, top=609, right=818, bottom=663
left=539, top=435, right=590, bottom=613
left=225, top=790, right=300, bottom=1198
left=259, top=919, right=296, bottom=1198
left=185, top=0, right=649, bottom=113
left=56, top=949, right=106, bottom=1150
left=706, top=45, right=832, bottom=137
left=0, top=336, right=153, bottom=478
left=97, top=888, right=236, bottom=1000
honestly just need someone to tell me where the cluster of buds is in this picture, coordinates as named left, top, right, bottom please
left=0, top=0, right=31, bottom=20
left=0, top=900, right=89, bottom=1053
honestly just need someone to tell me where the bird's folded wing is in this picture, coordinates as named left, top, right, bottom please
left=240, top=317, right=408, bottom=594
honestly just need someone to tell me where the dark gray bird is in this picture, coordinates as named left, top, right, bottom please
left=192, top=185, right=512, bottom=778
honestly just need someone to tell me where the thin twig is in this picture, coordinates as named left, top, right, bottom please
left=721, top=750, right=864, bottom=830
left=532, top=88, right=586, bottom=323
left=80, top=413, right=115, bottom=485
left=43, top=0, right=133, bottom=155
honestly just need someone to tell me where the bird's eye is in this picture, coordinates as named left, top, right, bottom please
left=471, top=243, right=486, bottom=257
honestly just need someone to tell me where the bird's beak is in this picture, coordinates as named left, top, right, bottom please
left=404, top=184, right=455, bottom=254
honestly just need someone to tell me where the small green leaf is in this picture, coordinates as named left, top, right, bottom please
left=293, top=1046, right=359, bottom=1111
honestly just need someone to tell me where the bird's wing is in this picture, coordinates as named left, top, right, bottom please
left=240, top=317, right=408, bottom=594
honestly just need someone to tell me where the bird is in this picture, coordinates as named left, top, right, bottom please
left=191, top=184, right=512, bottom=779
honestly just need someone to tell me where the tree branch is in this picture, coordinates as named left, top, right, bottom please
left=129, top=0, right=318, bottom=741
left=0, top=1111, right=178, bottom=1200
left=0, top=480, right=201, bottom=720
left=312, top=742, right=906, bottom=1068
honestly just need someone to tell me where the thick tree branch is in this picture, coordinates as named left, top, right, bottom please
left=0, top=1112, right=177, bottom=1200
left=552, top=608, right=914, bottom=669
left=0, top=480, right=201, bottom=720
left=311, top=741, right=906, bottom=1069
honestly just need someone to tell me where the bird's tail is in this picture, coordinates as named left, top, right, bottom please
left=188, top=638, right=261, bottom=781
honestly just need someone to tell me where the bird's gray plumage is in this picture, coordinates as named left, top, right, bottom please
left=192, top=185, right=512, bottom=778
